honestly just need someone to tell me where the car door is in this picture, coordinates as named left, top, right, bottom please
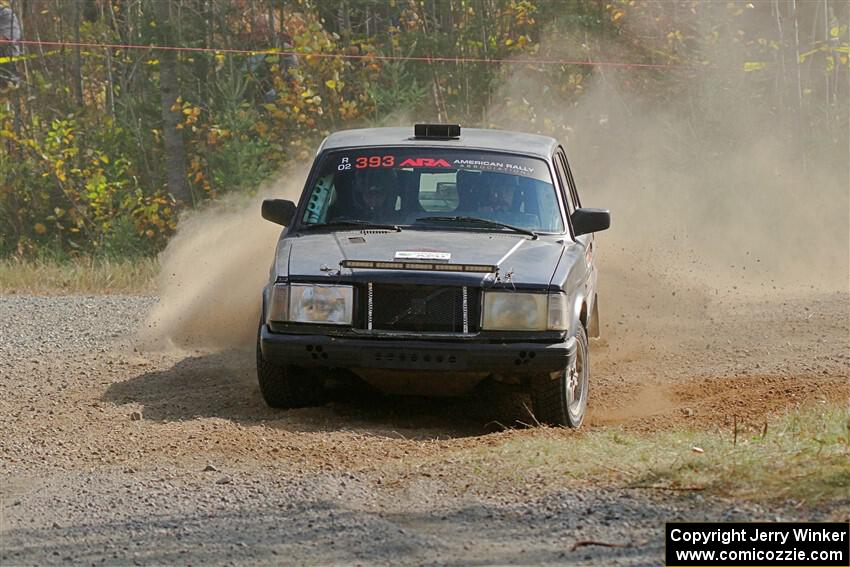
left=553, top=147, right=597, bottom=318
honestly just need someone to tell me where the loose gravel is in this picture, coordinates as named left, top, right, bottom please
left=0, top=291, right=847, bottom=566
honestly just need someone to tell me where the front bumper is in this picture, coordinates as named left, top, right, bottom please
left=260, top=326, right=575, bottom=375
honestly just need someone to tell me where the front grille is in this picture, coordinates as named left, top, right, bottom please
left=365, top=284, right=478, bottom=333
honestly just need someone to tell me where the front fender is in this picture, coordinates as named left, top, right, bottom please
left=564, top=265, right=599, bottom=338
left=587, top=296, right=600, bottom=338
left=569, top=289, right=587, bottom=338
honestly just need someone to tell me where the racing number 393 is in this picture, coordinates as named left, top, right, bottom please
left=355, top=155, right=395, bottom=169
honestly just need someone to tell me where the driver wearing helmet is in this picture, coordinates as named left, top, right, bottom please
left=352, top=169, right=396, bottom=221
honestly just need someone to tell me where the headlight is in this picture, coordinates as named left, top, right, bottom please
left=481, top=291, right=569, bottom=331
left=267, top=283, right=353, bottom=325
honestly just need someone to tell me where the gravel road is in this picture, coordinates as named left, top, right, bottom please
left=1, top=287, right=847, bottom=566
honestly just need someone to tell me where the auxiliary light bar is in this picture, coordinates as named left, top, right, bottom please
left=341, top=259, right=496, bottom=273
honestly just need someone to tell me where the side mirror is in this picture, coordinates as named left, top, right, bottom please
left=571, top=208, right=610, bottom=237
left=261, top=199, right=296, bottom=226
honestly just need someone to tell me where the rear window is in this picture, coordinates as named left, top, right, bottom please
left=300, top=148, right=563, bottom=233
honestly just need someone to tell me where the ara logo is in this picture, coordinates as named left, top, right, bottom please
left=398, top=157, right=451, bottom=168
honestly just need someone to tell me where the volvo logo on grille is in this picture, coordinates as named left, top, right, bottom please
left=411, top=298, right=427, bottom=315
left=389, top=296, right=430, bottom=324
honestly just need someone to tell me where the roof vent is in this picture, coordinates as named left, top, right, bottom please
left=414, top=123, right=461, bottom=139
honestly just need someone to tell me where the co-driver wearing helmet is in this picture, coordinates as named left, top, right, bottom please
left=476, top=171, right=516, bottom=213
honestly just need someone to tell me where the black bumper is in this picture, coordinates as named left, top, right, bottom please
left=260, top=326, right=575, bottom=375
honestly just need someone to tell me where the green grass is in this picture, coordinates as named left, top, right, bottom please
left=0, top=257, right=159, bottom=294
left=448, top=405, right=850, bottom=506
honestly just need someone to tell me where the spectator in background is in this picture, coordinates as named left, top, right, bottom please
left=0, top=5, right=21, bottom=88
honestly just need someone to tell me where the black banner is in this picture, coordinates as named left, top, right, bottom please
left=666, top=522, right=849, bottom=566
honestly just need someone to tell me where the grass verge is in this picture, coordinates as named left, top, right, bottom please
left=446, top=404, right=850, bottom=507
left=0, top=257, right=159, bottom=294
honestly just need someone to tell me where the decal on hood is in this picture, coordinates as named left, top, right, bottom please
left=395, top=250, right=451, bottom=261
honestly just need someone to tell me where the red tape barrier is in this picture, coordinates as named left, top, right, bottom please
left=0, top=37, right=689, bottom=69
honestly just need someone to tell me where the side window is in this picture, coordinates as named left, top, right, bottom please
left=302, top=174, right=335, bottom=224
left=558, top=150, right=582, bottom=210
left=552, top=151, right=575, bottom=215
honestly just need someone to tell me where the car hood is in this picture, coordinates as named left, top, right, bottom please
left=282, top=230, right=565, bottom=286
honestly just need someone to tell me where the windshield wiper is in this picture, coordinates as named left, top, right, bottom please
left=415, top=216, right=537, bottom=239
left=298, top=219, right=402, bottom=232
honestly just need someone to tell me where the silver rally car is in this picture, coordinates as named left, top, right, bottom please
left=257, top=124, right=610, bottom=427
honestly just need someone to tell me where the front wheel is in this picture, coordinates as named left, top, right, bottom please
left=256, top=326, right=324, bottom=409
left=531, top=325, right=589, bottom=428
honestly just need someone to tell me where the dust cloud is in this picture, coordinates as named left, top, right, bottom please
left=486, top=10, right=848, bottom=423
left=566, top=74, right=847, bottom=294
left=487, top=11, right=848, bottom=336
left=139, top=12, right=847, bottom=355
left=137, top=168, right=305, bottom=351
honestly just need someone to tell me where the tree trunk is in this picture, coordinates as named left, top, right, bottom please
left=773, top=0, right=787, bottom=140
left=73, top=0, right=84, bottom=107
left=154, top=0, right=192, bottom=204
left=339, top=0, right=351, bottom=38
left=100, top=1, right=115, bottom=118
left=791, top=0, right=806, bottom=172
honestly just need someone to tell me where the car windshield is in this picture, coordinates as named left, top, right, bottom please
left=298, top=148, right=563, bottom=233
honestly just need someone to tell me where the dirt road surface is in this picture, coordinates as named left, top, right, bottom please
left=1, top=267, right=848, bottom=565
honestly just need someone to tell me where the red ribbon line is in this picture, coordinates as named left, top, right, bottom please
left=0, top=37, right=688, bottom=69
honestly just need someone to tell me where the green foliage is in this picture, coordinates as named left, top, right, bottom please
left=367, top=59, right=427, bottom=123
left=0, top=107, right=173, bottom=257
left=208, top=107, right=277, bottom=194
left=0, top=0, right=846, bottom=258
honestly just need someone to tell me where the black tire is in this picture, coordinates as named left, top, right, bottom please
left=531, top=325, right=589, bottom=428
left=256, top=326, right=324, bottom=409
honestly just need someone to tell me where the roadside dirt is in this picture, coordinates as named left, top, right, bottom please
left=1, top=256, right=847, bottom=564
left=585, top=246, right=849, bottom=432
